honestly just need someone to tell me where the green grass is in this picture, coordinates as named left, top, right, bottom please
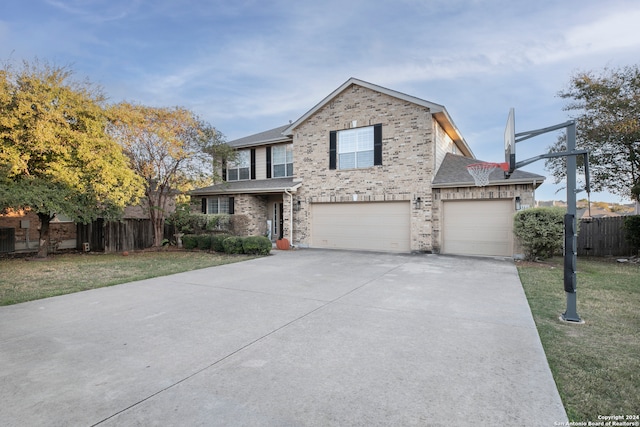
left=517, top=257, right=640, bottom=421
left=0, top=250, right=259, bottom=306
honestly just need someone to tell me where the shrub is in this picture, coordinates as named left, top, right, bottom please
left=513, top=207, right=565, bottom=260
left=216, top=214, right=231, bottom=232
left=228, top=214, right=249, bottom=235
left=211, top=233, right=232, bottom=252
left=623, top=215, right=640, bottom=250
left=205, top=215, right=219, bottom=231
left=182, top=234, right=198, bottom=250
left=166, top=203, right=193, bottom=233
left=222, top=236, right=244, bottom=254
left=196, top=234, right=212, bottom=250
left=166, top=210, right=235, bottom=235
left=242, top=236, right=272, bottom=255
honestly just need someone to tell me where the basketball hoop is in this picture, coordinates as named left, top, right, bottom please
left=466, top=162, right=509, bottom=187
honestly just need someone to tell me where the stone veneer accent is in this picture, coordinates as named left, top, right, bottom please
left=289, top=83, right=441, bottom=252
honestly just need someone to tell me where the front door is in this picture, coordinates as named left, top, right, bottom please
left=273, top=202, right=284, bottom=240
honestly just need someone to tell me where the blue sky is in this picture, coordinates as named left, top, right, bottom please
left=2, top=0, right=639, bottom=203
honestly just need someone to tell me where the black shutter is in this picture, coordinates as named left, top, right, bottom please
left=374, top=123, right=382, bottom=166
left=201, top=198, right=207, bottom=214
left=222, top=159, right=227, bottom=181
left=250, top=149, right=256, bottom=180
left=228, top=197, right=234, bottom=215
left=266, top=147, right=272, bottom=178
left=329, top=131, right=337, bottom=170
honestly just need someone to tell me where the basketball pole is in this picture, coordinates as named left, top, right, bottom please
left=511, top=119, right=588, bottom=323
left=561, top=121, right=581, bottom=322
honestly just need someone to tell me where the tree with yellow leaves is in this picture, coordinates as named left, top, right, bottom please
left=0, top=60, right=143, bottom=257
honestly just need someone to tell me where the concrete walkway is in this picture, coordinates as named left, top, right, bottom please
left=0, top=250, right=567, bottom=426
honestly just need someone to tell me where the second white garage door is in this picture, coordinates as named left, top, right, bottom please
left=442, top=200, right=514, bottom=257
left=311, top=202, right=411, bottom=252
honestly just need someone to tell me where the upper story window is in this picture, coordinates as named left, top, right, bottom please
left=272, top=144, right=294, bottom=177
left=227, top=150, right=250, bottom=181
left=329, top=124, right=382, bottom=170
left=338, top=126, right=374, bottom=169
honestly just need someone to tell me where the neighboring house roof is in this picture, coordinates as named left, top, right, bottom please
left=228, top=124, right=292, bottom=148
left=432, top=153, right=545, bottom=188
left=282, top=77, right=474, bottom=158
left=191, top=177, right=302, bottom=196
left=578, top=207, right=627, bottom=219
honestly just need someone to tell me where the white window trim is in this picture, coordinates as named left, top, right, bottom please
left=337, top=126, right=375, bottom=170
left=207, top=197, right=230, bottom=214
left=272, top=144, right=294, bottom=178
left=227, top=150, right=250, bottom=181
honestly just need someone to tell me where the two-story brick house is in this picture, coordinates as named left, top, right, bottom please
left=191, top=78, right=544, bottom=256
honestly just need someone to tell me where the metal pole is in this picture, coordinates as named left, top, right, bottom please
left=561, top=121, right=581, bottom=322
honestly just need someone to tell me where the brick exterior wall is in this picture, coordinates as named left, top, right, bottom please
left=0, top=210, right=77, bottom=251
left=193, top=195, right=270, bottom=237
left=234, top=194, right=269, bottom=236
left=289, top=83, right=439, bottom=252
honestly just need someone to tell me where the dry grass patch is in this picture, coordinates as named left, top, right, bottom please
left=0, top=250, right=258, bottom=306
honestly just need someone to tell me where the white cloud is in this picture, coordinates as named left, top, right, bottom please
left=43, top=0, right=142, bottom=22
left=564, top=8, right=640, bottom=55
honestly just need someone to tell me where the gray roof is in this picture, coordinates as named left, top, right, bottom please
left=228, top=125, right=291, bottom=148
left=191, top=177, right=301, bottom=196
left=432, top=153, right=545, bottom=188
left=283, top=77, right=474, bottom=158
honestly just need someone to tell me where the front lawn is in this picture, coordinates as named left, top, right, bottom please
left=0, top=250, right=258, bottom=306
left=517, top=257, right=639, bottom=421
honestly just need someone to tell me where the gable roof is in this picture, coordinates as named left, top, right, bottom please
left=432, top=153, right=545, bottom=188
left=282, top=77, right=474, bottom=157
left=228, top=124, right=291, bottom=148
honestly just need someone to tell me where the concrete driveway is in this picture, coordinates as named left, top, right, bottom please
left=0, top=250, right=567, bottom=426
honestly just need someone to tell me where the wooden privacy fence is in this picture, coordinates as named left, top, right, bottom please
left=578, top=216, right=635, bottom=257
left=77, top=219, right=176, bottom=253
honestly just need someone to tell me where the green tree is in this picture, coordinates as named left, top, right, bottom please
left=546, top=65, right=640, bottom=201
left=107, top=103, right=232, bottom=247
left=0, top=60, right=143, bottom=257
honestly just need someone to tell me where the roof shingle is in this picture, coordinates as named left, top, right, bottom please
left=228, top=125, right=291, bottom=148
left=432, top=153, right=545, bottom=187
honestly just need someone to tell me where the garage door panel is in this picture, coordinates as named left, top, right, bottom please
left=443, top=200, right=513, bottom=257
left=311, top=202, right=410, bottom=252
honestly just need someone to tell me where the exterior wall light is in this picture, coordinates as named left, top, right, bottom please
left=414, top=196, right=422, bottom=209
left=515, top=196, right=522, bottom=211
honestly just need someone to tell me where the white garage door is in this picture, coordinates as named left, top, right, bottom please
left=442, top=200, right=514, bottom=257
left=311, top=202, right=411, bottom=252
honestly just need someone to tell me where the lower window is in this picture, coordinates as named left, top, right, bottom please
left=207, top=197, right=230, bottom=214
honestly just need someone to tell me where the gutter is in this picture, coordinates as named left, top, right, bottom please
left=191, top=181, right=302, bottom=196
left=432, top=177, right=545, bottom=189
left=229, top=136, right=292, bottom=149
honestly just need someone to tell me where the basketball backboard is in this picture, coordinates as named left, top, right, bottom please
left=504, top=108, right=516, bottom=175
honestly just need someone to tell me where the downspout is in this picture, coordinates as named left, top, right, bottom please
left=532, top=179, right=537, bottom=206
left=284, top=188, right=294, bottom=245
